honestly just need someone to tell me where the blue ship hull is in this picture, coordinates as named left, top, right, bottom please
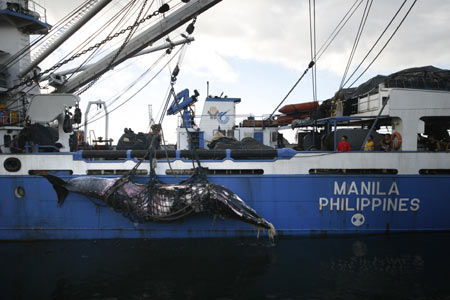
left=1, top=173, right=448, bottom=240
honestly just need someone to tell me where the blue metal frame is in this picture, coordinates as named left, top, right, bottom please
left=0, top=9, right=49, bottom=30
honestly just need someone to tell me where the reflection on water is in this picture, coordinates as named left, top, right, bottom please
left=1, top=234, right=450, bottom=300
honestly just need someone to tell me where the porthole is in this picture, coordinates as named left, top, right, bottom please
left=14, top=186, right=25, bottom=198
left=4, top=157, right=21, bottom=172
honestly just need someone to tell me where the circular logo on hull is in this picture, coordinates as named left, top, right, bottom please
left=351, top=213, right=365, bottom=227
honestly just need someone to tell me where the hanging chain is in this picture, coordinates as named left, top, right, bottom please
left=3, top=4, right=171, bottom=94
left=77, top=0, right=151, bottom=96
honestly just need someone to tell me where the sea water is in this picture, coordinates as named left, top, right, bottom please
left=1, top=233, right=450, bottom=300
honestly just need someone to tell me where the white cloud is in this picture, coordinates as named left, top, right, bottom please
left=41, top=0, right=450, bottom=84
left=194, top=0, right=450, bottom=76
left=34, top=0, right=450, bottom=143
left=182, top=40, right=239, bottom=83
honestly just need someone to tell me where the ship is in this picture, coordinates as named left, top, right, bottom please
left=1, top=0, right=450, bottom=240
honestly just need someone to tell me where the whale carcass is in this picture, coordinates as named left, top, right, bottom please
left=44, top=174, right=276, bottom=237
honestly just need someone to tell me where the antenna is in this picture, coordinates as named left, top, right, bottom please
left=207, top=81, right=209, bottom=97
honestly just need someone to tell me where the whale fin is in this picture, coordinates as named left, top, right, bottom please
left=43, top=174, right=68, bottom=206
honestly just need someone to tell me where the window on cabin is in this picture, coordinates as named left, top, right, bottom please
left=418, top=117, right=450, bottom=151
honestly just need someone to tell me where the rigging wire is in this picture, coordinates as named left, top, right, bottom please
left=154, top=71, right=172, bottom=125
left=309, top=0, right=318, bottom=103
left=64, top=0, right=176, bottom=80
left=7, top=0, right=181, bottom=104
left=77, top=0, right=153, bottom=95
left=342, top=0, right=409, bottom=88
left=2, top=2, right=174, bottom=94
left=9, top=0, right=140, bottom=111
left=85, top=34, right=185, bottom=120
left=65, top=0, right=140, bottom=83
left=157, top=81, right=175, bottom=125
left=339, top=0, right=373, bottom=90
left=1, top=0, right=186, bottom=130
left=57, top=0, right=138, bottom=63
left=82, top=45, right=184, bottom=127
left=72, top=1, right=179, bottom=96
left=154, top=20, right=202, bottom=170
left=2, top=0, right=113, bottom=107
left=308, top=0, right=314, bottom=102
left=33, top=0, right=110, bottom=62
left=3, top=1, right=171, bottom=123
left=0, top=0, right=93, bottom=72
left=315, top=0, right=364, bottom=61
left=158, top=128, right=193, bottom=181
left=60, top=0, right=149, bottom=86
left=313, top=0, right=317, bottom=103
left=345, top=0, right=418, bottom=88
left=268, top=0, right=364, bottom=119
left=8, top=0, right=139, bottom=100
left=156, top=28, right=192, bottom=125
left=85, top=50, right=168, bottom=123
left=74, top=2, right=182, bottom=123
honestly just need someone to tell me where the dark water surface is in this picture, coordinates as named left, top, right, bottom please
left=1, top=234, right=450, bottom=300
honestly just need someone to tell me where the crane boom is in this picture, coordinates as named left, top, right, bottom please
left=19, top=0, right=113, bottom=78
left=56, top=0, right=222, bottom=94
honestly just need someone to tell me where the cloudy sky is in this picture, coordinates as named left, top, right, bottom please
left=36, top=0, right=450, bottom=144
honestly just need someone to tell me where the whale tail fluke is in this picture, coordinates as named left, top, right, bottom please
left=43, top=174, right=68, bottom=206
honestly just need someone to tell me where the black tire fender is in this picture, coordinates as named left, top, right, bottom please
left=4, top=157, right=21, bottom=172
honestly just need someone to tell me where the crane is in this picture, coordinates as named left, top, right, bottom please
left=56, top=0, right=222, bottom=94
left=167, top=88, right=200, bottom=128
left=25, top=0, right=222, bottom=151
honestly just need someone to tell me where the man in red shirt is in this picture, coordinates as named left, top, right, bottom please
left=337, top=135, right=351, bottom=152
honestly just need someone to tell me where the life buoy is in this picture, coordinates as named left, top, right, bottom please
left=4, top=157, right=21, bottom=172
left=391, top=132, right=402, bottom=150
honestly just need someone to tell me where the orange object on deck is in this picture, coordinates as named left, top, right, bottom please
left=277, top=115, right=296, bottom=124
left=279, top=101, right=319, bottom=114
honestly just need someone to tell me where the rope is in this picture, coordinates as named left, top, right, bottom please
left=3, top=0, right=139, bottom=101
left=158, top=127, right=197, bottom=181
left=268, top=61, right=314, bottom=121
left=83, top=50, right=168, bottom=124
left=78, top=0, right=154, bottom=95
left=315, top=0, right=364, bottom=61
left=82, top=45, right=183, bottom=128
left=342, top=0, right=409, bottom=88
left=339, top=0, right=373, bottom=90
left=268, top=0, right=365, bottom=120
left=345, top=0, right=418, bottom=88
left=0, top=0, right=94, bottom=73
left=104, top=130, right=160, bottom=202
left=309, top=0, right=318, bottom=103
left=2, top=3, right=173, bottom=94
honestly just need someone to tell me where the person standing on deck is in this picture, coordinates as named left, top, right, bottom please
left=380, top=134, right=392, bottom=151
left=427, top=136, right=441, bottom=152
left=337, top=135, right=351, bottom=152
left=9, top=135, right=24, bottom=153
left=364, top=135, right=375, bottom=151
